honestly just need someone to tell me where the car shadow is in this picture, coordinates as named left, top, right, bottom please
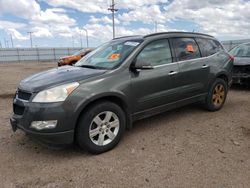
left=130, top=103, right=202, bottom=131
left=14, top=103, right=202, bottom=157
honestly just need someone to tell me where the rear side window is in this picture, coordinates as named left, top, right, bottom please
left=137, top=39, right=172, bottom=66
left=171, top=38, right=201, bottom=61
left=196, top=38, right=223, bottom=57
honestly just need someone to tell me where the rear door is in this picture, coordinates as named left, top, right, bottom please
left=170, top=37, right=210, bottom=100
left=131, top=39, right=179, bottom=113
left=195, top=38, right=226, bottom=89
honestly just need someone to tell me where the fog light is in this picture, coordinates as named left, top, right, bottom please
left=30, top=120, right=57, bottom=130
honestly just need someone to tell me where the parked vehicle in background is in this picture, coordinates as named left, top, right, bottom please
left=229, top=43, right=250, bottom=85
left=58, top=48, right=92, bottom=66
left=10, top=32, right=233, bottom=154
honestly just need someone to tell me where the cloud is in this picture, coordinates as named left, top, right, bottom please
left=32, top=8, right=76, bottom=26
left=0, top=20, right=26, bottom=29
left=0, top=0, right=40, bottom=19
left=32, top=27, right=53, bottom=38
left=0, top=0, right=76, bottom=39
left=6, top=29, right=29, bottom=40
left=42, top=0, right=109, bottom=13
left=163, top=0, right=250, bottom=37
left=1, top=0, right=250, bottom=47
left=89, top=15, right=120, bottom=25
left=118, top=5, right=166, bottom=25
left=0, top=21, right=28, bottom=40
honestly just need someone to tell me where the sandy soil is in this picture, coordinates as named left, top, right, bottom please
left=0, top=63, right=250, bottom=188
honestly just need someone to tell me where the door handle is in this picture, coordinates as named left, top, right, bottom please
left=202, top=64, right=209, bottom=68
left=168, top=71, right=178, bottom=75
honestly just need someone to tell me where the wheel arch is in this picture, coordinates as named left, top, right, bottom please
left=209, top=71, right=229, bottom=89
left=74, top=93, right=132, bottom=135
left=216, top=72, right=229, bottom=84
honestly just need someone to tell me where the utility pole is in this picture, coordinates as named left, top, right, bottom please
left=27, top=31, right=33, bottom=48
left=83, top=28, right=89, bottom=48
left=10, top=34, right=14, bottom=48
left=108, top=0, right=118, bottom=39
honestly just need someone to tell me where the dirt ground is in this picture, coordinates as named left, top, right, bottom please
left=0, top=63, right=250, bottom=188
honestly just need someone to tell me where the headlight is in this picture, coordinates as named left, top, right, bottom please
left=32, top=82, right=79, bottom=103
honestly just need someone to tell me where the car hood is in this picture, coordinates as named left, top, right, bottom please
left=19, top=65, right=106, bottom=92
left=60, top=56, right=72, bottom=60
left=234, top=57, right=250, bottom=66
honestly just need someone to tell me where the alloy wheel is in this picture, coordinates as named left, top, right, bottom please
left=212, top=83, right=225, bottom=107
left=89, top=111, right=120, bottom=146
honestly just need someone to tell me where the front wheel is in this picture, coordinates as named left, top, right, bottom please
left=76, top=101, right=126, bottom=154
left=204, top=78, right=228, bottom=111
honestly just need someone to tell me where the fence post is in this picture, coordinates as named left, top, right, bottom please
left=53, top=48, right=56, bottom=62
left=17, top=48, right=20, bottom=63
left=67, top=48, right=70, bottom=56
left=36, top=47, right=40, bottom=63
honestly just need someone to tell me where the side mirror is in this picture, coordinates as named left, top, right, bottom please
left=132, top=59, right=154, bottom=71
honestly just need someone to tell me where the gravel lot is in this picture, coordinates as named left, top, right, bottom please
left=0, top=63, right=250, bottom=188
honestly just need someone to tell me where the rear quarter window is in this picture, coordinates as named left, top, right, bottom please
left=196, top=38, right=223, bottom=57
left=171, top=38, right=201, bottom=61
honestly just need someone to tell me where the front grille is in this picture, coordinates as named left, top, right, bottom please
left=233, top=65, right=250, bottom=74
left=13, top=104, right=25, bottom=115
left=17, top=90, right=32, bottom=101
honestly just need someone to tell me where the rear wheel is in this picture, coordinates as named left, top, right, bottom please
left=204, top=78, right=228, bottom=111
left=76, top=101, right=125, bottom=154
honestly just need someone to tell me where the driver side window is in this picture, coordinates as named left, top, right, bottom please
left=137, top=39, right=172, bottom=66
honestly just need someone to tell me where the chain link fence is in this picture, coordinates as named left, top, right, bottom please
left=1, top=39, right=250, bottom=64
left=0, top=47, right=82, bottom=63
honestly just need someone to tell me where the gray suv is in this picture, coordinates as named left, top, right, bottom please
left=10, top=32, right=233, bottom=154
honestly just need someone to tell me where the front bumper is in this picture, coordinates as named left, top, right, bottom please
left=10, top=96, right=76, bottom=145
left=10, top=117, right=74, bottom=145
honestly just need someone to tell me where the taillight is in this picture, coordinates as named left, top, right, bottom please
left=229, top=55, right=234, bottom=63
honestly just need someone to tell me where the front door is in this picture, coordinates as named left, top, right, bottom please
left=130, top=39, right=179, bottom=114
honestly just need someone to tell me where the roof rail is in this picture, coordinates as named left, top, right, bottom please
left=144, top=31, right=214, bottom=38
left=112, top=35, right=142, bottom=40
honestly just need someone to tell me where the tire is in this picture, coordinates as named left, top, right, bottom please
left=204, top=78, right=228, bottom=111
left=76, top=101, right=126, bottom=154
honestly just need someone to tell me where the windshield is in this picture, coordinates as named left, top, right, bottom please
left=229, top=43, right=250, bottom=57
left=75, top=39, right=142, bottom=69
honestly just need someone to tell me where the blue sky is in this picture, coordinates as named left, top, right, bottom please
left=0, top=0, right=250, bottom=48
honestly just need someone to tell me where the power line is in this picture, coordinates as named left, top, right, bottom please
left=27, top=32, right=33, bottom=48
left=108, top=0, right=118, bottom=39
